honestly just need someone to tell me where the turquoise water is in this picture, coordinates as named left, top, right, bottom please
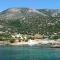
left=0, top=45, right=60, bottom=60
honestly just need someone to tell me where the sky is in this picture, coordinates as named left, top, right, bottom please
left=0, top=0, right=60, bottom=11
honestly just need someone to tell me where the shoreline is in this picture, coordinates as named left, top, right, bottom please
left=0, top=39, right=60, bottom=48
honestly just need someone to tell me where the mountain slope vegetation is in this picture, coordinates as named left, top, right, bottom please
left=0, top=8, right=60, bottom=37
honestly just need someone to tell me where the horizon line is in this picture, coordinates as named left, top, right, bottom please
left=1, top=7, right=60, bottom=12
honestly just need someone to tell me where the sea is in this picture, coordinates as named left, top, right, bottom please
left=0, top=45, right=60, bottom=60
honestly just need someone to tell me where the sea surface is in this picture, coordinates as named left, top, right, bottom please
left=0, top=45, right=60, bottom=60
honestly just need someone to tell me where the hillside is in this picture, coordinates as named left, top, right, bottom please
left=0, top=8, right=60, bottom=38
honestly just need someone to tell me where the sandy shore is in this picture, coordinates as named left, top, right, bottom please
left=0, top=39, right=60, bottom=47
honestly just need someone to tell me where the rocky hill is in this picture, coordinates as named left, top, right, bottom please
left=0, top=8, right=60, bottom=36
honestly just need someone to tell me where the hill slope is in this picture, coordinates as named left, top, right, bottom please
left=0, top=8, right=60, bottom=36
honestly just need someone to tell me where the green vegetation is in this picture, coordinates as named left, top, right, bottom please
left=0, top=33, right=11, bottom=41
left=0, top=8, right=60, bottom=40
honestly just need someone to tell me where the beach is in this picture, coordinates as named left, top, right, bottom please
left=0, top=39, right=60, bottom=48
